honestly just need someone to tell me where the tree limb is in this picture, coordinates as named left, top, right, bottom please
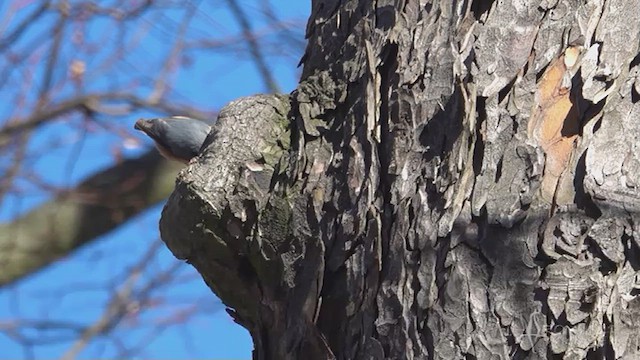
left=160, top=94, right=331, bottom=359
left=0, top=150, right=182, bottom=286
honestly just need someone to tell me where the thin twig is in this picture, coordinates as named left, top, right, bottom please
left=224, top=0, right=280, bottom=93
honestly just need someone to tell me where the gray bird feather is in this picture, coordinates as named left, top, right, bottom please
left=134, top=116, right=211, bottom=163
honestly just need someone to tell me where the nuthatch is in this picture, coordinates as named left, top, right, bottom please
left=134, top=116, right=211, bottom=164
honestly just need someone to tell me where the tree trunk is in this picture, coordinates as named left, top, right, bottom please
left=160, top=1, right=640, bottom=359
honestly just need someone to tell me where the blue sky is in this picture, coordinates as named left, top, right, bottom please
left=0, top=1, right=310, bottom=358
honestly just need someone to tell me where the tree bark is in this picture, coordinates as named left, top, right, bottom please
left=160, top=1, right=640, bottom=359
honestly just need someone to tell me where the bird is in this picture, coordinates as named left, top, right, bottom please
left=134, top=116, right=211, bottom=164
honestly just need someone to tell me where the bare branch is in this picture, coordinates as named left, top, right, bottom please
left=0, top=150, right=183, bottom=286
left=0, top=93, right=212, bottom=145
left=0, top=1, right=51, bottom=52
left=224, top=0, right=280, bottom=93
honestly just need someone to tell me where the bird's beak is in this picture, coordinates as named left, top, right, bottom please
left=134, top=119, right=149, bottom=131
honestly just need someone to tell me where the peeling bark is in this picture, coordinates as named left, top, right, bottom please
left=161, top=1, right=640, bottom=359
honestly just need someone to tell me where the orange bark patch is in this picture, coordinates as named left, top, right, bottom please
left=528, top=46, right=581, bottom=203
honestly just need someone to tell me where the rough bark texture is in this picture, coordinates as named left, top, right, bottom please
left=161, top=1, right=640, bottom=359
